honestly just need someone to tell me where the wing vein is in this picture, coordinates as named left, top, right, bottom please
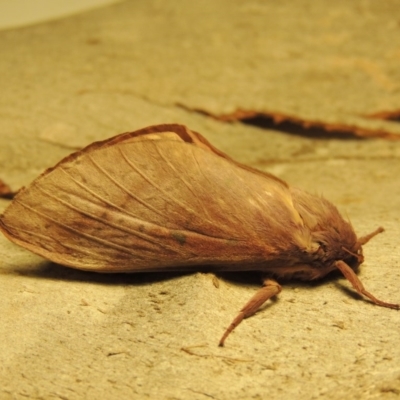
left=87, top=155, right=168, bottom=220
left=13, top=198, right=145, bottom=257
left=60, top=167, right=231, bottom=242
left=152, top=143, right=213, bottom=220
left=118, top=147, right=199, bottom=220
left=9, top=225, right=117, bottom=258
left=189, top=145, right=215, bottom=187
left=60, top=168, right=160, bottom=221
left=188, top=146, right=246, bottom=234
left=35, top=186, right=184, bottom=255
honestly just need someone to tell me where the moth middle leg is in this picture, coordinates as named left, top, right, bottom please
left=219, top=278, right=281, bottom=346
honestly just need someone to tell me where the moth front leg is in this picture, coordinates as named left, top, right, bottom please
left=218, top=278, right=282, bottom=346
left=335, top=260, right=399, bottom=310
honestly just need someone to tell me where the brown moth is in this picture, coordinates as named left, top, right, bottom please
left=0, top=124, right=398, bottom=346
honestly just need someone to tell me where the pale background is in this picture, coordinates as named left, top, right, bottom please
left=0, top=0, right=121, bottom=30
left=1, top=1, right=399, bottom=399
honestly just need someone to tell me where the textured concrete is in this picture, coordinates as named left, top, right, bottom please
left=1, top=1, right=400, bottom=399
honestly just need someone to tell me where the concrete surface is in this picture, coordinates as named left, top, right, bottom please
left=1, top=1, right=400, bottom=399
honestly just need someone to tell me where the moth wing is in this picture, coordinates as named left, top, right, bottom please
left=0, top=124, right=306, bottom=272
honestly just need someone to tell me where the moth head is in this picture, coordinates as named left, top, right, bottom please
left=342, top=226, right=384, bottom=269
left=341, top=245, right=363, bottom=269
left=311, top=226, right=384, bottom=276
left=290, top=188, right=384, bottom=276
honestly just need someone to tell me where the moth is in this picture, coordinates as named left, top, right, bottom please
left=0, top=124, right=398, bottom=346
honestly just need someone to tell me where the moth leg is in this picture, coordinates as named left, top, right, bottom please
left=335, top=260, right=399, bottom=310
left=218, top=279, right=281, bottom=347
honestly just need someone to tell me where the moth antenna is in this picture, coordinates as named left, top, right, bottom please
left=342, top=246, right=363, bottom=263
left=219, top=279, right=281, bottom=347
left=357, top=227, right=384, bottom=246
left=335, top=260, right=399, bottom=310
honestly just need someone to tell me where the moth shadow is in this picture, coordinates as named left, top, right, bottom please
left=333, top=280, right=364, bottom=302
left=216, top=270, right=345, bottom=290
left=214, top=271, right=331, bottom=312
left=12, top=261, right=358, bottom=299
left=216, top=270, right=366, bottom=311
left=11, top=261, right=192, bottom=287
left=215, top=271, right=264, bottom=287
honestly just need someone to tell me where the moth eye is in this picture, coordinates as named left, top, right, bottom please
left=316, top=242, right=326, bottom=254
left=310, top=241, right=323, bottom=253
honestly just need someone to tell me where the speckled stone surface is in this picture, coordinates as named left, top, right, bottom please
left=1, top=1, right=400, bottom=399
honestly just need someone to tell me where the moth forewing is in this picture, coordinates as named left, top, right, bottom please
left=0, top=127, right=305, bottom=272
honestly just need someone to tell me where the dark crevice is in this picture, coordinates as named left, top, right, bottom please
left=387, top=115, right=400, bottom=122
left=177, top=104, right=400, bottom=140
left=368, top=110, right=400, bottom=122
left=240, top=115, right=365, bottom=140
left=0, top=179, right=16, bottom=199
